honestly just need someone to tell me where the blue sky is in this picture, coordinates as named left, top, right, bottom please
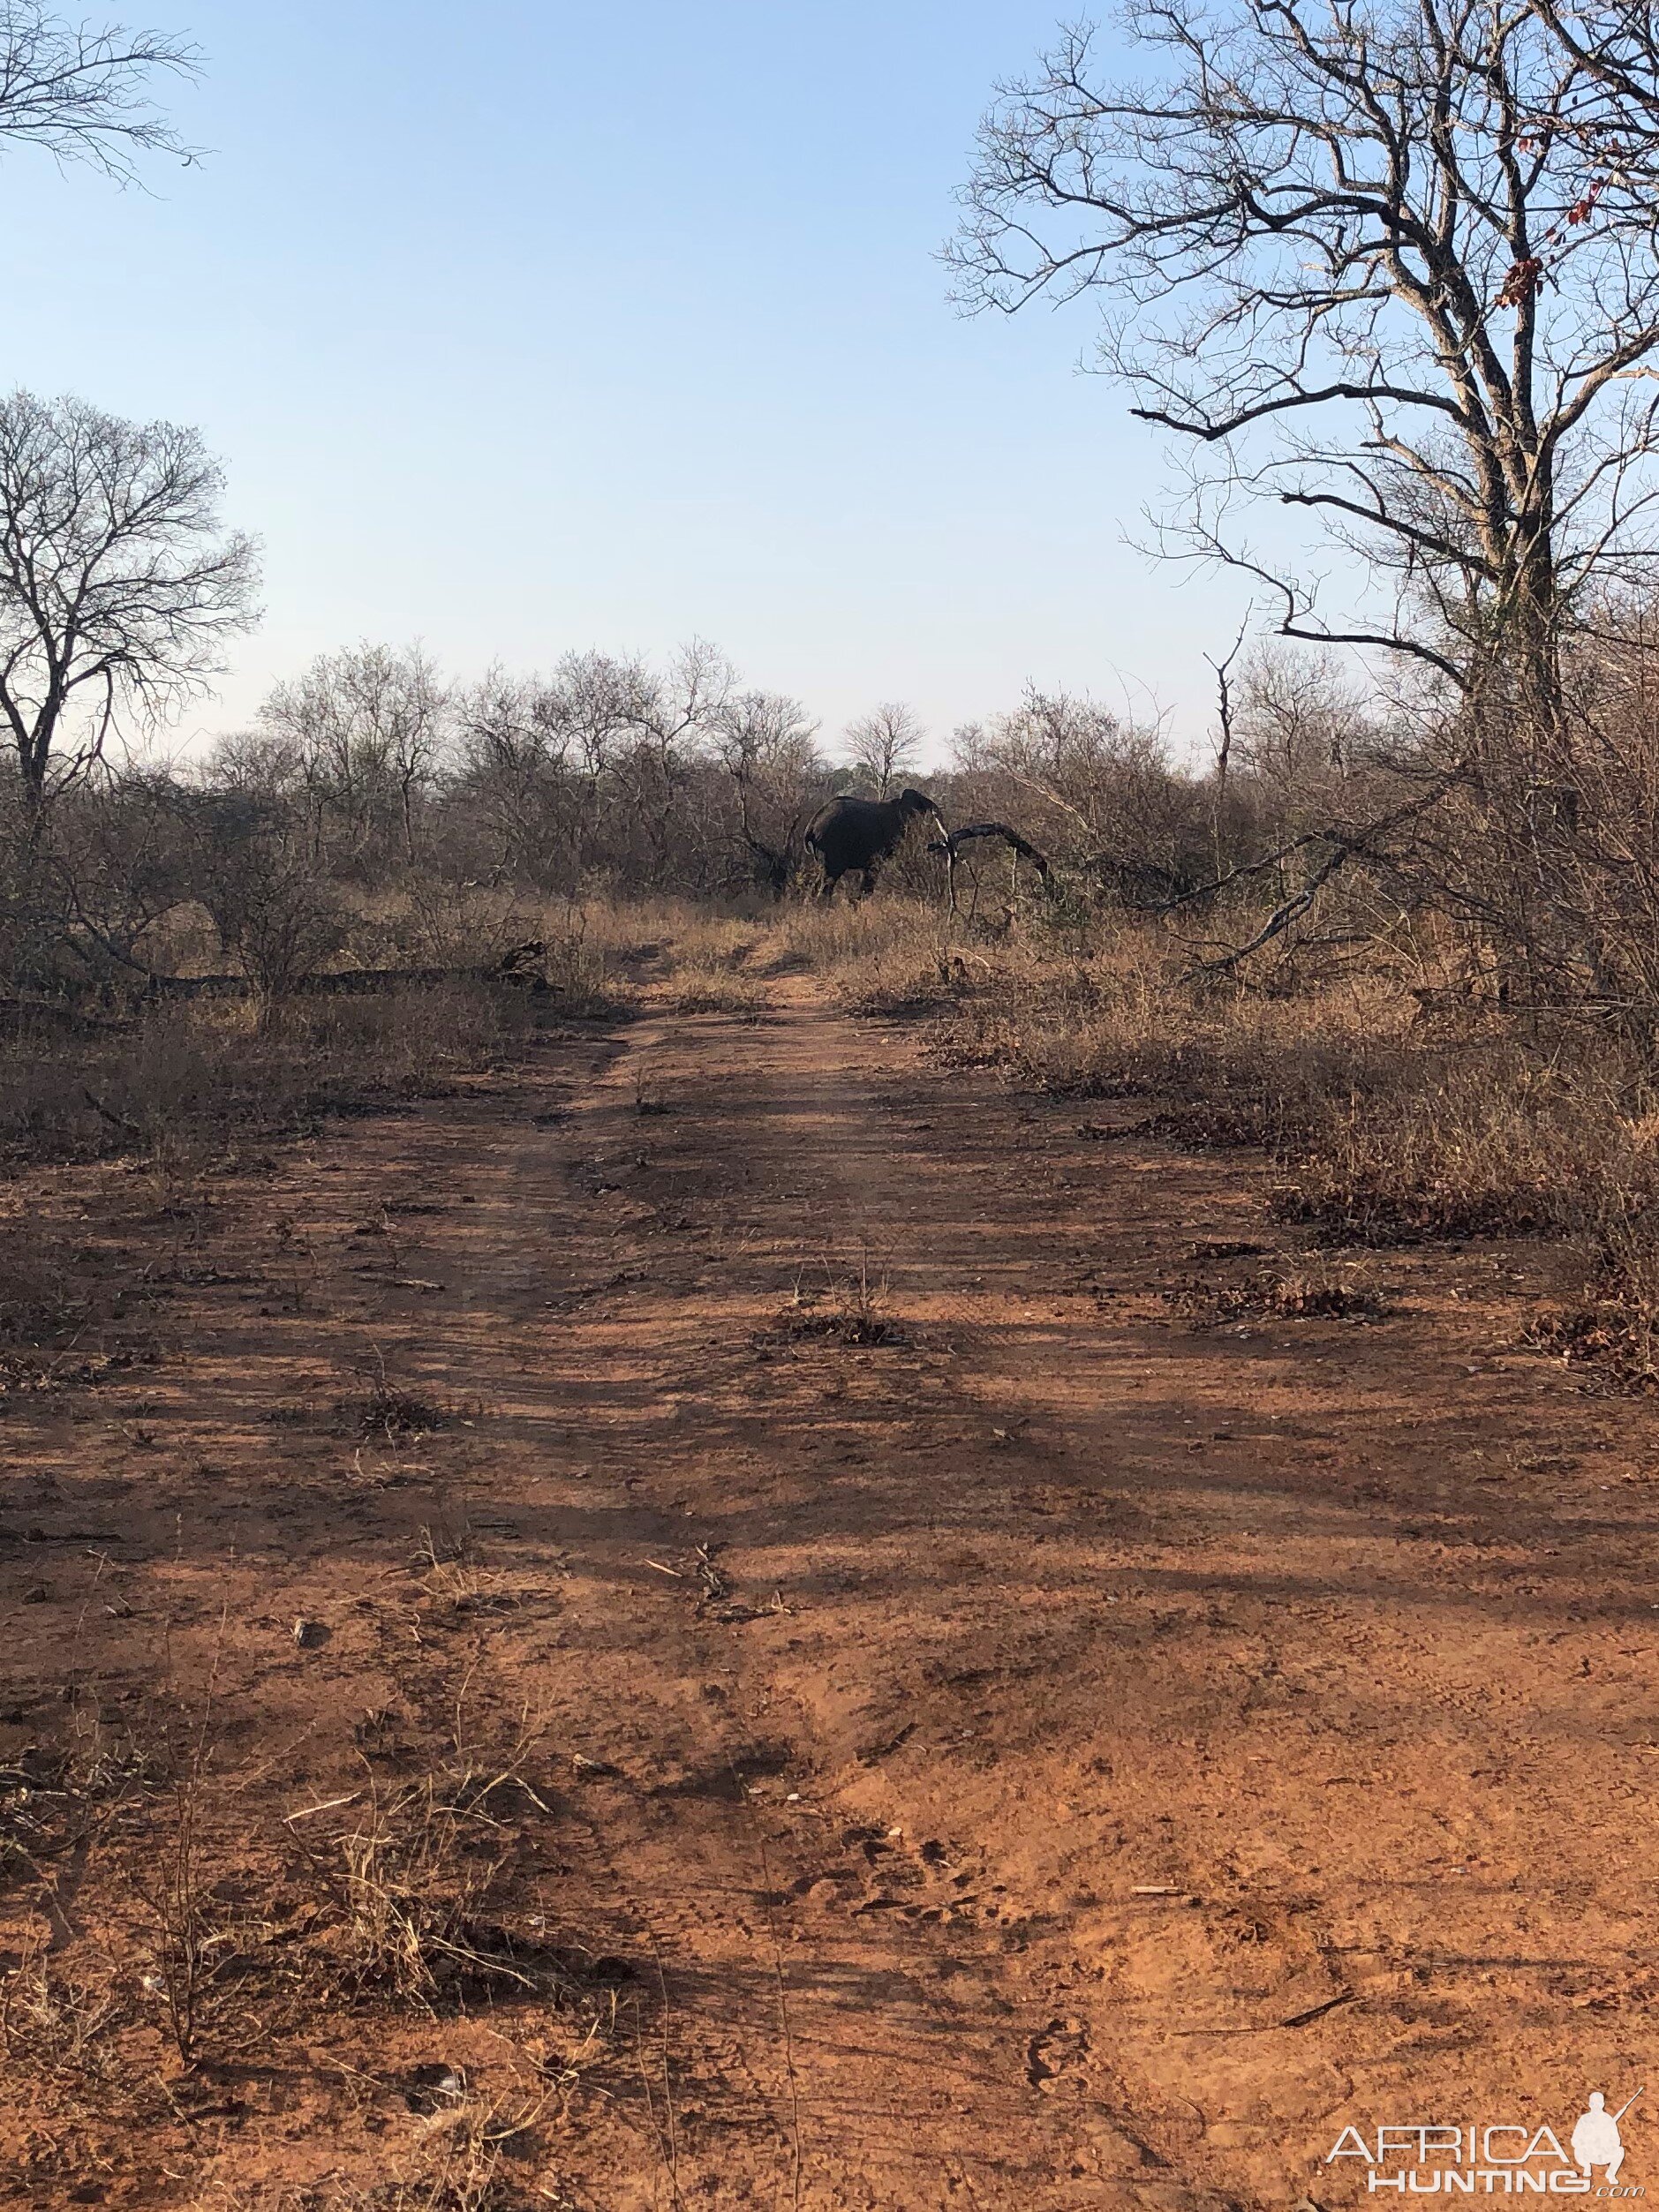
left=2, top=2, right=1252, bottom=764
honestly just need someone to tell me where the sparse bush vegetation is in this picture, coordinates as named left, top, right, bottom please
left=355, top=1384, right=449, bottom=1441
left=767, top=888, right=1659, bottom=1371
left=0, top=970, right=584, bottom=1170
left=0, top=1218, right=82, bottom=1345
left=0, top=1697, right=616, bottom=2196
left=303, top=1770, right=541, bottom=2009
left=1275, top=1046, right=1640, bottom=1245
left=20, top=0, right=1659, bottom=2194
left=1164, top=1253, right=1394, bottom=1327
left=777, top=1251, right=908, bottom=1347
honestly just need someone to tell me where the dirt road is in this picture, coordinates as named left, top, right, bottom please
left=4, top=967, right=1657, bottom=2208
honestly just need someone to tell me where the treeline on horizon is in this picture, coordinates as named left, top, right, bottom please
left=4, top=601, right=1401, bottom=998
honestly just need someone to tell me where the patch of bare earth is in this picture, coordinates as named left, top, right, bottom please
left=1, top=971, right=1653, bottom=2208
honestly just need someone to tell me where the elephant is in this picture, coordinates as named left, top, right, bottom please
left=803, top=788, right=946, bottom=899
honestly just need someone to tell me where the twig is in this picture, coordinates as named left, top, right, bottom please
left=732, top=1763, right=805, bottom=2209
left=82, top=1087, right=141, bottom=1137
left=282, top=1790, right=365, bottom=1825
left=1279, top=1991, right=1354, bottom=2028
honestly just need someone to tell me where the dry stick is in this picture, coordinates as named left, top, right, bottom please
left=1186, top=839, right=1355, bottom=975
left=638, top=1918, right=685, bottom=2209
left=932, top=823, right=1052, bottom=878
left=1135, top=825, right=1335, bottom=914
left=728, top=1761, right=805, bottom=2212
left=1206, top=613, right=1251, bottom=875
left=564, top=1797, right=688, bottom=2211
left=1279, top=1990, right=1355, bottom=2029
left=1177, top=765, right=1470, bottom=974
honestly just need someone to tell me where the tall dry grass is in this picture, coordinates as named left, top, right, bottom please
left=769, top=896, right=962, bottom=1011
left=0, top=982, right=545, bottom=1167
left=0, top=878, right=656, bottom=1170
left=773, top=889, right=1659, bottom=1378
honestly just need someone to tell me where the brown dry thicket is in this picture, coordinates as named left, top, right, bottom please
left=0, top=982, right=542, bottom=1166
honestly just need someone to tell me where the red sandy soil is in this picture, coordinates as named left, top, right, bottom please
left=2, top=965, right=1656, bottom=2210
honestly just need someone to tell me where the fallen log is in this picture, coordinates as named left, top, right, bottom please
left=0, top=995, right=135, bottom=1036
left=139, top=943, right=554, bottom=1003
left=927, top=822, right=1053, bottom=918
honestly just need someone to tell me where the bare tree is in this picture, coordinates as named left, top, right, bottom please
left=950, top=4, right=1659, bottom=715
left=953, top=684, right=1209, bottom=892
left=1233, top=647, right=1373, bottom=814
left=0, top=390, right=259, bottom=811
left=452, top=665, right=577, bottom=887
left=711, top=688, right=825, bottom=889
left=844, top=701, right=924, bottom=795
left=177, top=787, right=345, bottom=1006
left=609, top=639, right=735, bottom=878
left=1532, top=4, right=1659, bottom=163
left=0, top=4, right=200, bottom=179
left=453, top=642, right=736, bottom=892
left=258, top=643, right=449, bottom=869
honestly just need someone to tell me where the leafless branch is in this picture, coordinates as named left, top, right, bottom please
left=0, top=4, right=201, bottom=182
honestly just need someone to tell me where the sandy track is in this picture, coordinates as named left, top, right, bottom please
left=3, top=975, right=1655, bottom=2208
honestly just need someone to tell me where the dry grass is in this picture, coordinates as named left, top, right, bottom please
left=54, top=878, right=1659, bottom=1377
left=0, top=1709, right=152, bottom=1895
left=354, top=1383, right=450, bottom=1441
left=0, top=1706, right=611, bottom=2180
left=1164, top=1253, right=1395, bottom=1327
left=0, top=1954, right=126, bottom=2089
left=0, top=1688, right=624, bottom=2095
left=1523, top=1157, right=1659, bottom=1389
left=0, top=1216, right=84, bottom=1346
left=781, top=903, right=1654, bottom=1252
left=413, top=1522, right=507, bottom=1621
left=768, top=892, right=1659, bottom=1367
left=0, top=873, right=645, bottom=1174
left=301, top=1772, right=539, bottom=2010
left=665, top=965, right=771, bottom=1019
left=775, top=1251, right=909, bottom=1347
left=0, top=981, right=543, bottom=1168
left=943, top=938, right=1404, bottom=1132
left=771, top=897, right=962, bottom=1013
left=652, top=912, right=773, bottom=1017
left=327, top=2093, right=531, bottom=2212
left=263, top=1699, right=583, bottom=2020
left=140, top=882, right=626, bottom=1019
left=1275, top=1044, right=1635, bottom=1243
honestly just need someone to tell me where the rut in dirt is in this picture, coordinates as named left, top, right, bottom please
left=497, top=982, right=1659, bottom=2208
